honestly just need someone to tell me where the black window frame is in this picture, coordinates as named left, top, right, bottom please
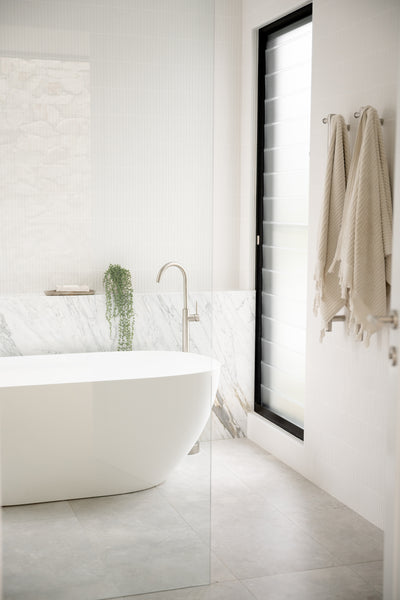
left=254, top=4, right=312, bottom=442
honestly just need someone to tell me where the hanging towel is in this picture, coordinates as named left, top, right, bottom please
left=314, top=114, right=350, bottom=340
left=329, top=106, right=392, bottom=345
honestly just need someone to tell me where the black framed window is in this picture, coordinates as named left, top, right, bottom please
left=254, top=5, right=312, bottom=441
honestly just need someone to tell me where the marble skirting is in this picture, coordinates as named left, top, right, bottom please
left=0, top=291, right=255, bottom=440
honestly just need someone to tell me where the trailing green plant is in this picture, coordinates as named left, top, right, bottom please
left=103, top=264, right=135, bottom=351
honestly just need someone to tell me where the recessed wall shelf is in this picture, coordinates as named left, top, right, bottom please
left=44, top=290, right=95, bottom=296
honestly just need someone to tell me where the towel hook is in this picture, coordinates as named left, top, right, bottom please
left=322, top=114, right=350, bottom=130
left=354, top=108, right=384, bottom=125
left=326, top=314, right=346, bottom=332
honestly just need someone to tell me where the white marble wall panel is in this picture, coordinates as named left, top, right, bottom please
left=0, top=291, right=255, bottom=440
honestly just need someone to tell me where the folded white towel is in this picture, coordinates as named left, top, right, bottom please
left=314, top=114, right=350, bottom=340
left=329, top=106, right=392, bottom=345
left=56, top=284, right=90, bottom=292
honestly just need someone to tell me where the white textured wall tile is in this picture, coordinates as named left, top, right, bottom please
left=213, top=0, right=242, bottom=290
left=0, top=56, right=91, bottom=294
left=0, top=0, right=215, bottom=295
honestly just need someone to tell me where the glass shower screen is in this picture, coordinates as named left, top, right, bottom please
left=0, top=0, right=215, bottom=598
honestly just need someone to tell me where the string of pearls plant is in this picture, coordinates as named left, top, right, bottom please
left=103, top=264, right=135, bottom=351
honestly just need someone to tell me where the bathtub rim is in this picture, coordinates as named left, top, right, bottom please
left=0, top=350, right=221, bottom=389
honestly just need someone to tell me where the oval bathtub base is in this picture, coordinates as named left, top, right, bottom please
left=0, top=351, right=220, bottom=506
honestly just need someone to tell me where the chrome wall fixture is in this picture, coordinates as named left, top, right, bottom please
left=321, top=108, right=384, bottom=128
left=368, top=310, right=398, bottom=330
left=321, top=113, right=350, bottom=130
left=326, top=314, right=346, bottom=332
left=354, top=107, right=384, bottom=125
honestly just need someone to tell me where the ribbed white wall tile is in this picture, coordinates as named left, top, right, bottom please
left=0, top=56, right=91, bottom=294
left=0, top=0, right=214, bottom=295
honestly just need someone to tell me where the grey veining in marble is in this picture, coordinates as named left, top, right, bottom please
left=0, top=291, right=255, bottom=440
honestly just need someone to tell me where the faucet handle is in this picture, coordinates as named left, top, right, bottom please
left=189, top=301, right=200, bottom=322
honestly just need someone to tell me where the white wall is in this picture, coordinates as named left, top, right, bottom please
left=213, top=0, right=242, bottom=290
left=0, top=55, right=91, bottom=294
left=246, top=0, right=400, bottom=528
left=0, top=0, right=215, bottom=294
left=0, top=0, right=245, bottom=294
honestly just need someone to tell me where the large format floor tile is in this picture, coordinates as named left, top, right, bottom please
left=211, top=496, right=338, bottom=579
left=2, top=500, right=76, bottom=523
left=114, top=580, right=257, bottom=600
left=2, top=468, right=212, bottom=599
left=2, top=516, right=120, bottom=600
left=350, top=561, right=383, bottom=593
left=284, top=504, right=384, bottom=564
left=243, top=565, right=382, bottom=600
left=2, top=438, right=383, bottom=600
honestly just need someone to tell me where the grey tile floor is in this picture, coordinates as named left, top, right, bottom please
left=2, top=439, right=383, bottom=600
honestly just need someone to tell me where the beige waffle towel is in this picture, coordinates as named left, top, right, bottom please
left=314, top=114, right=350, bottom=340
left=329, top=106, right=392, bottom=345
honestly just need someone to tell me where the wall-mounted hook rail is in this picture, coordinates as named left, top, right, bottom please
left=322, top=114, right=350, bottom=130
left=326, top=314, right=346, bottom=332
left=354, top=109, right=384, bottom=125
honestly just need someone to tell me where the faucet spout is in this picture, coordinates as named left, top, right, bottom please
left=156, top=262, right=188, bottom=309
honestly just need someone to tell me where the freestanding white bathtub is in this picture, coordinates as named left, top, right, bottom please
left=0, top=351, right=220, bottom=506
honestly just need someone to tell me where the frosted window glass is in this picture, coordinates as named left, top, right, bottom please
left=262, top=293, right=306, bottom=328
left=264, top=144, right=310, bottom=173
left=261, top=363, right=306, bottom=404
left=264, top=197, right=309, bottom=224
left=262, top=317, right=306, bottom=353
left=264, top=119, right=310, bottom=149
left=264, top=171, right=310, bottom=199
left=266, top=31, right=312, bottom=72
left=260, top=15, right=312, bottom=429
left=262, top=247, right=307, bottom=274
left=262, top=339, right=306, bottom=376
left=263, top=224, right=308, bottom=251
left=261, top=386, right=304, bottom=427
left=262, top=269, right=307, bottom=298
left=265, top=89, right=311, bottom=123
left=265, top=62, right=312, bottom=98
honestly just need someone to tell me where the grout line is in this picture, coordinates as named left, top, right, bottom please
left=269, top=504, right=383, bottom=568
left=211, top=440, right=383, bottom=574
left=239, top=564, right=383, bottom=598
left=238, top=580, right=259, bottom=599
left=347, top=560, right=383, bottom=591
left=239, top=563, right=355, bottom=582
